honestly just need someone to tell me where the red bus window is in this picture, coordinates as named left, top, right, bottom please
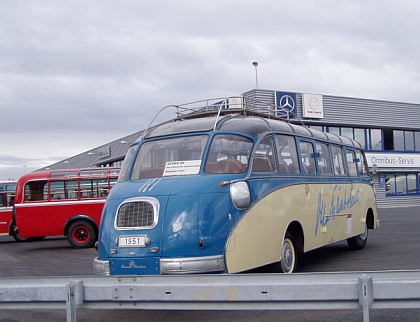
left=25, top=181, right=47, bottom=201
left=80, top=179, right=108, bottom=198
left=50, top=180, right=78, bottom=200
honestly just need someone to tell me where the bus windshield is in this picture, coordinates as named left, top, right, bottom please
left=130, top=135, right=209, bottom=180
left=129, top=133, right=253, bottom=180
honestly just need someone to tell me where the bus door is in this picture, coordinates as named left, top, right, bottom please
left=0, top=192, right=11, bottom=235
left=15, top=180, right=48, bottom=237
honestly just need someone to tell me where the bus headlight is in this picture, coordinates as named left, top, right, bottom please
left=230, top=181, right=250, bottom=209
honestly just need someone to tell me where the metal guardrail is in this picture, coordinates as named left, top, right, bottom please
left=0, top=270, right=419, bottom=322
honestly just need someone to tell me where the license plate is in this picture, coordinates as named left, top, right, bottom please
left=118, top=235, right=147, bottom=247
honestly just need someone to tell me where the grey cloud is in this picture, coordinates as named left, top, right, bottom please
left=0, top=0, right=419, bottom=180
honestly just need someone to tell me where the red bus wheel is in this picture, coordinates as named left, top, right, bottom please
left=10, top=223, right=29, bottom=242
left=67, top=220, right=97, bottom=249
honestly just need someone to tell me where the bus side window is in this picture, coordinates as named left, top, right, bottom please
left=50, top=180, right=78, bottom=200
left=252, top=136, right=277, bottom=173
left=8, top=195, right=15, bottom=206
left=25, top=181, right=47, bottom=201
left=299, top=141, right=317, bottom=175
left=81, top=179, right=108, bottom=198
left=355, top=150, right=369, bottom=176
left=346, top=149, right=358, bottom=176
left=331, top=145, right=346, bottom=175
left=205, top=134, right=252, bottom=174
left=316, top=142, right=333, bottom=175
left=275, top=135, right=300, bottom=174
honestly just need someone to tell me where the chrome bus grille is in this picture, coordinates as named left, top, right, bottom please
left=116, top=199, right=157, bottom=228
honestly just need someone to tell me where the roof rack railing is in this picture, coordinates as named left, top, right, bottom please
left=140, top=96, right=309, bottom=141
left=175, top=96, right=246, bottom=118
left=140, top=97, right=246, bottom=140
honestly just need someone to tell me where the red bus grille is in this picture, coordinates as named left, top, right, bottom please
left=116, top=201, right=154, bottom=228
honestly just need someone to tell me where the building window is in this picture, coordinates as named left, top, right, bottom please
left=370, top=129, right=382, bottom=150
left=340, top=127, right=353, bottom=139
left=393, top=130, right=404, bottom=151
left=405, top=131, right=415, bottom=151
left=328, top=127, right=340, bottom=136
left=385, top=173, right=419, bottom=195
left=320, top=126, right=418, bottom=152
left=308, top=125, right=323, bottom=132
left=415, top=132, right=420, bottom=152
left=383, top=130, right=419, bottom=152
left=354, top=128, right=366, bottom=149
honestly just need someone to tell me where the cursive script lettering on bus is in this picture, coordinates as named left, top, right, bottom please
left=315, top=185, right=360, bottom=236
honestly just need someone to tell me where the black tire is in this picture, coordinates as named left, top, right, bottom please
left=67, top=220, right=97, bottom=249
left=10, top=222, right=29, bottom=242
left=28, top=236, right=46, bottom=241
left=347, top=224, right=368, bottom=250
left=280, top=231, right=298, bottom=273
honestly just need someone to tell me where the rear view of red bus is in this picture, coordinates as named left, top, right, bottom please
left=12, top=168, right=119, bottom=248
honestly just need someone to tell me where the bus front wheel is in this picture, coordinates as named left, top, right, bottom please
left=280, top=231, right=298, bottom=273
left=10, top=223, right=29, bottom=242
left=67, top=220, right=97, bottom=249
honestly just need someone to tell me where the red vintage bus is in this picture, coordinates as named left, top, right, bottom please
left=13, top=168, right=120, bottom=248
left=0, top=181, right=17, bottom=239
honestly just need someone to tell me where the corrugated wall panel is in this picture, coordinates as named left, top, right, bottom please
left=250, top=90, right=419, bottom=129
left=243, top=89, right=275, bottom=111
left=374, top=183, right=420, bottom=208
left=319, top=96, right=419, bottom=128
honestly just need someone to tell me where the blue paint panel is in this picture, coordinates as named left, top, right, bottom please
left=110, top=257, right=160, bottom=275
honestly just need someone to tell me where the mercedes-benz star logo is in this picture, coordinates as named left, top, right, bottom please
left=279, top=95, right=295, bottom=112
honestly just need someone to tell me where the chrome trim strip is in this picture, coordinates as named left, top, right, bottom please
left=148, top=178, right=161, bottom=191
left=160, top=255, right=225, bottom=275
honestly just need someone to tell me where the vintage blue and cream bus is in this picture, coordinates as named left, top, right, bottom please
left=94, top=97, right=379, bottom=275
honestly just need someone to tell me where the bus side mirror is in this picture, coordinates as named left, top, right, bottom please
left=371, top=163, right=377, bottom=174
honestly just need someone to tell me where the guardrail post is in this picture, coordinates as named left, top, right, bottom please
left=66, top=280, right=83, bottom=322
left=358, top=274, right=373, bottom=322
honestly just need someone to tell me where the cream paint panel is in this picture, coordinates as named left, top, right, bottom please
left=304, top=183, right=376, bottom=251
left=225, top=182, right=377, bottom=273
left=225, top=185, right=306, bottom=273
left=305, top=183, right=371, bottom=251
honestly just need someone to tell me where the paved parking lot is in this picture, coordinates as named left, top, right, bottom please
left=0, top=206, right=419, bottom=321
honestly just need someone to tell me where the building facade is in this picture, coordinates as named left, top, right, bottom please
left=243, top=89, right=420, bottom=208
left=40, top=89, right=420, bottom=208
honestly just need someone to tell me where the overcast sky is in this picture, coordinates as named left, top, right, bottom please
left=1, top=1, right=419, bottom=181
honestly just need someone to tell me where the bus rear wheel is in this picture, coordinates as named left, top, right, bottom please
left=67, top=220, right=97, bottom=249
left=280, top=232, right=298, bottom=273
left=347, top=224, right=368, bottom=250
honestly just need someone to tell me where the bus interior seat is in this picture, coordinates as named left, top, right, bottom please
left=139, top=166, right=165, bottom=179
left=252, top=158, right=273, bottom=172
left=205, top=159, right=245, bottom=174
left=279, top=162, right=289, bottom=174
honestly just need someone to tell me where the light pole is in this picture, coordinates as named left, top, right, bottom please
left=252, top=62, right=259, bottom=89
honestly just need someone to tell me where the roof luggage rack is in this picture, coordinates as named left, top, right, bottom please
left=141, top=95, right=307, bottom=140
